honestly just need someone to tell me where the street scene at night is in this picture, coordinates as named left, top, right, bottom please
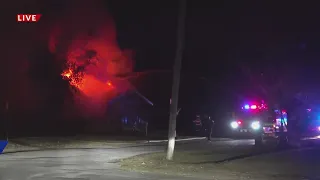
left=2, top=0, right=320, bottom=179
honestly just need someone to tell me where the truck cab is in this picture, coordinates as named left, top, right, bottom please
left=230, top=101, right=289, bottom=145
left=230, top=103, right=268, bottom=137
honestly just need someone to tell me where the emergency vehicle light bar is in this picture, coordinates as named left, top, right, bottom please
left=243, top=104, right=257, bottom=110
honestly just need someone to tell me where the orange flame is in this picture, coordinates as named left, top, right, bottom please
left=61, top=67, right=114, bottom=94
left=61, top=68, right=84, bottom=88
left=61, top=69, right=72, bottom=78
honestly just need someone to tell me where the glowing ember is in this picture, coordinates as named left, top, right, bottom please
left=61, top=69, right=72, bottom=78
left=106, top=81, right=112, bottom=87
left=61, top=67, right=85, bottom=89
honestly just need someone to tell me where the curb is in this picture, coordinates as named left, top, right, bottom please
left=146, top=137, right=234, bottom=143
left=147, top=137, right=206, bottom=143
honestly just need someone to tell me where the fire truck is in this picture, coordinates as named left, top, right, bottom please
left=230, top=101, right=288, bottom=145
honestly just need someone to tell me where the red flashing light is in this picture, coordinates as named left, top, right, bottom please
left=243, top=103, right=268, bottom=110
left=237, top=120, right=242, bottom=124
left=250, top=105, right=257, bottom=109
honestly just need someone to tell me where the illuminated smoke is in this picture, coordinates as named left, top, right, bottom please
left=49, top=0, right=134, bottom=118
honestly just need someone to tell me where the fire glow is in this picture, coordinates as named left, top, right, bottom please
left=50, top=0, right=134, bottom=117
left=61, top=66, right=114, bottom=92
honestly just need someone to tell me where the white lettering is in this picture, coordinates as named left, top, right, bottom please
left=17, top=14, right=40, bottom=22
left=31, top=15, right=36, bottom=21
left=25, top=15, right=31, bottom=21
left=17, top=15, right=22, bottom=21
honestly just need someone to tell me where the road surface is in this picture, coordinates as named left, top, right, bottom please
left=0, top=139, right=253, bottom=180
left=1, top=138, right=318, bottom=180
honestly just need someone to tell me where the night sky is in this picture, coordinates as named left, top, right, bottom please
left=3, top=0, right=320, bottom=125
left=111, top=1, right=320, bottom=113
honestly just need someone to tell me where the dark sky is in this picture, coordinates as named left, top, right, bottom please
left=108, top=1, right=320, bottom=86
left=4, top=0, right=320, bottom=115
left=108, top=1, right=318, bottom=67
left=107, top=1, right=320, bottom=108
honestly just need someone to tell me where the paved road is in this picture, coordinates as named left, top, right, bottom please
left=0, top=139, right=255, bottom=180
left=4, top=138, right=319, bottom=180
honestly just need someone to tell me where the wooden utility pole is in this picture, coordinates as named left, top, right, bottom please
left=166, top=0, right=187, bottom=160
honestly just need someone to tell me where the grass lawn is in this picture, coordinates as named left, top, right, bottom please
left=120, top=150, right=256, bottom=178
left=3, top=141, right=39, bottom=153
left=5, top=136, right=142, bottom=152
left=120, top=146, right=316, bottom=179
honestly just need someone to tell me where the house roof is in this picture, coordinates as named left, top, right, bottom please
left=134, top=91, right=153, bottom=106
left=108, top=90, right=154, bottom=107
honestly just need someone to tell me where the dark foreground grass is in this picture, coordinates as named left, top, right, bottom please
left=120, top=147, right=320, bottom=179
left=120, top=150, right=255, bottom=178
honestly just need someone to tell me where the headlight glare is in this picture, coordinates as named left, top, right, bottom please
left=230, top=121, right=239, bottom=129
left=251, top=121, right=260, bottom=130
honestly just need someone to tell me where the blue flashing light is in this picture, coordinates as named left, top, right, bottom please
left=244, top=105, right=250, bottom=109
left=0, top=140, right=8, bottom=154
